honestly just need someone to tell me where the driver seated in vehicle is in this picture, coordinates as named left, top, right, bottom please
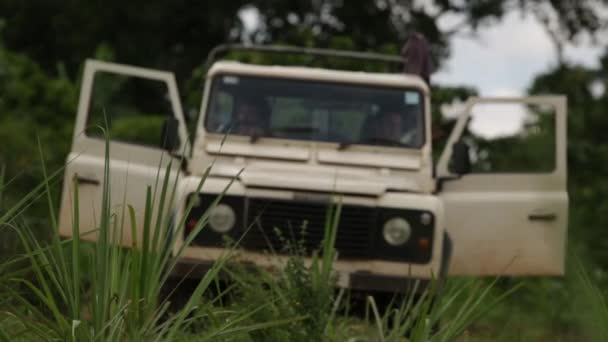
left=231, top=96, right=271, bottom=136
left=360, top=103, right=420, bottom=147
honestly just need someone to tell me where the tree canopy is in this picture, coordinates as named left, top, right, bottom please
left=0, top=0, right=605, bottom=82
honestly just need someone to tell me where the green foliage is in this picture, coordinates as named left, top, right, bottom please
left=570, top=255, right=608, bottom=341
left=0, top=40, right=77, bottom=221
left=108, top=116, right=166, bottom=146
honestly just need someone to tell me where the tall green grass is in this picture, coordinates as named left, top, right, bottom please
left=0, top=136, right=299, bottom=340
left=570, top=254, right=608, bottom=341
left=0, top=137, right=521, bottom=341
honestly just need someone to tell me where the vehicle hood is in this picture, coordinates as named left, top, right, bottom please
left=208, top=161, right=423, bottom=196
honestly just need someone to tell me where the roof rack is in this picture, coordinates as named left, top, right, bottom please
left=204, top=44, right=405, bottom=72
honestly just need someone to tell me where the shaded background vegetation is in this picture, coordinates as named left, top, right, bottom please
left=1, top=0, right=608, bottom=338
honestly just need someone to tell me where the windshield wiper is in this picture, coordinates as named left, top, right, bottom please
left=337, top=141, right=355, bottom=150
left=272, top=125, right=319, bottom=134
left=250, top=132, right=261, bottom=144
left=363, top=137, right=401, bottom=147
left=339, top=137, right=401, bottom=150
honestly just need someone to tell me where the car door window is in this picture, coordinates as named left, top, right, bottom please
left=86, top=71, right=174, bottom=147
left=452, top=102, right=556, bottom=173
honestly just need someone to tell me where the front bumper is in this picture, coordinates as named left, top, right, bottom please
left=170, top=257, right=431, bottom=293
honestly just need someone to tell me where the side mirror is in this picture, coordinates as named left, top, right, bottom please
left=450, top=141, right=471, bottom=175
left=160, top=117, right=180, bottom=152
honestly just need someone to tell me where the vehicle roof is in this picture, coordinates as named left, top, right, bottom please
left=207, top=61, right=430, bottom=94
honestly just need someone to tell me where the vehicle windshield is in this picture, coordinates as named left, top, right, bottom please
left=204, top=74, right=425, bottom=148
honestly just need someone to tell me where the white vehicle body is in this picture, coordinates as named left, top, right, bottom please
left=58, top=57, right=568, bottom=292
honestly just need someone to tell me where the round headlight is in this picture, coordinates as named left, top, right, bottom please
left=383, top=217, right=412, bottom=246
left=208, top=204, right=236, bottom=233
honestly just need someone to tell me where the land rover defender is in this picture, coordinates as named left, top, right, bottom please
left=58, top=45, right=568, bottom=293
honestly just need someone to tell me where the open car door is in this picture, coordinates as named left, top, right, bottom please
left=58, top=60, right=190, bottom=247
left=437, top=96, right=568, bottom=276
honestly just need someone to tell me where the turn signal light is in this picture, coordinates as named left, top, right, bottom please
left=186, top=218, right=198, bottom=234
left=417, top=237, right=430, bottom=250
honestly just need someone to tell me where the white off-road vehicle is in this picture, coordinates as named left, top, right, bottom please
left=58, top=45, right=568, bottom=293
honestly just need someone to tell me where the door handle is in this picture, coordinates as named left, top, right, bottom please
left=74, top=175, right=100, bottom=186
left=528, top=213, right=557, bottom=222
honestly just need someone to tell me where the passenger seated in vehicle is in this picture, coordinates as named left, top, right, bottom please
left=232, top=96, right=271, bottom=136
left=360, top=104, right=420, bottom=147
left=377, top=109, right=403, bottom=143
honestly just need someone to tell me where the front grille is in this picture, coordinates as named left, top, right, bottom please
left=186, top=193, right=434, bottom=264
left=244, top=198, right=376, bottom=258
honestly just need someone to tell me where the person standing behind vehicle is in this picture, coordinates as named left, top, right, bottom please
left=401, top=32, right=433, bottom=85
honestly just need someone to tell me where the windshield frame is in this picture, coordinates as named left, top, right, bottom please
left=202, top=72, right=427, bottom=149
